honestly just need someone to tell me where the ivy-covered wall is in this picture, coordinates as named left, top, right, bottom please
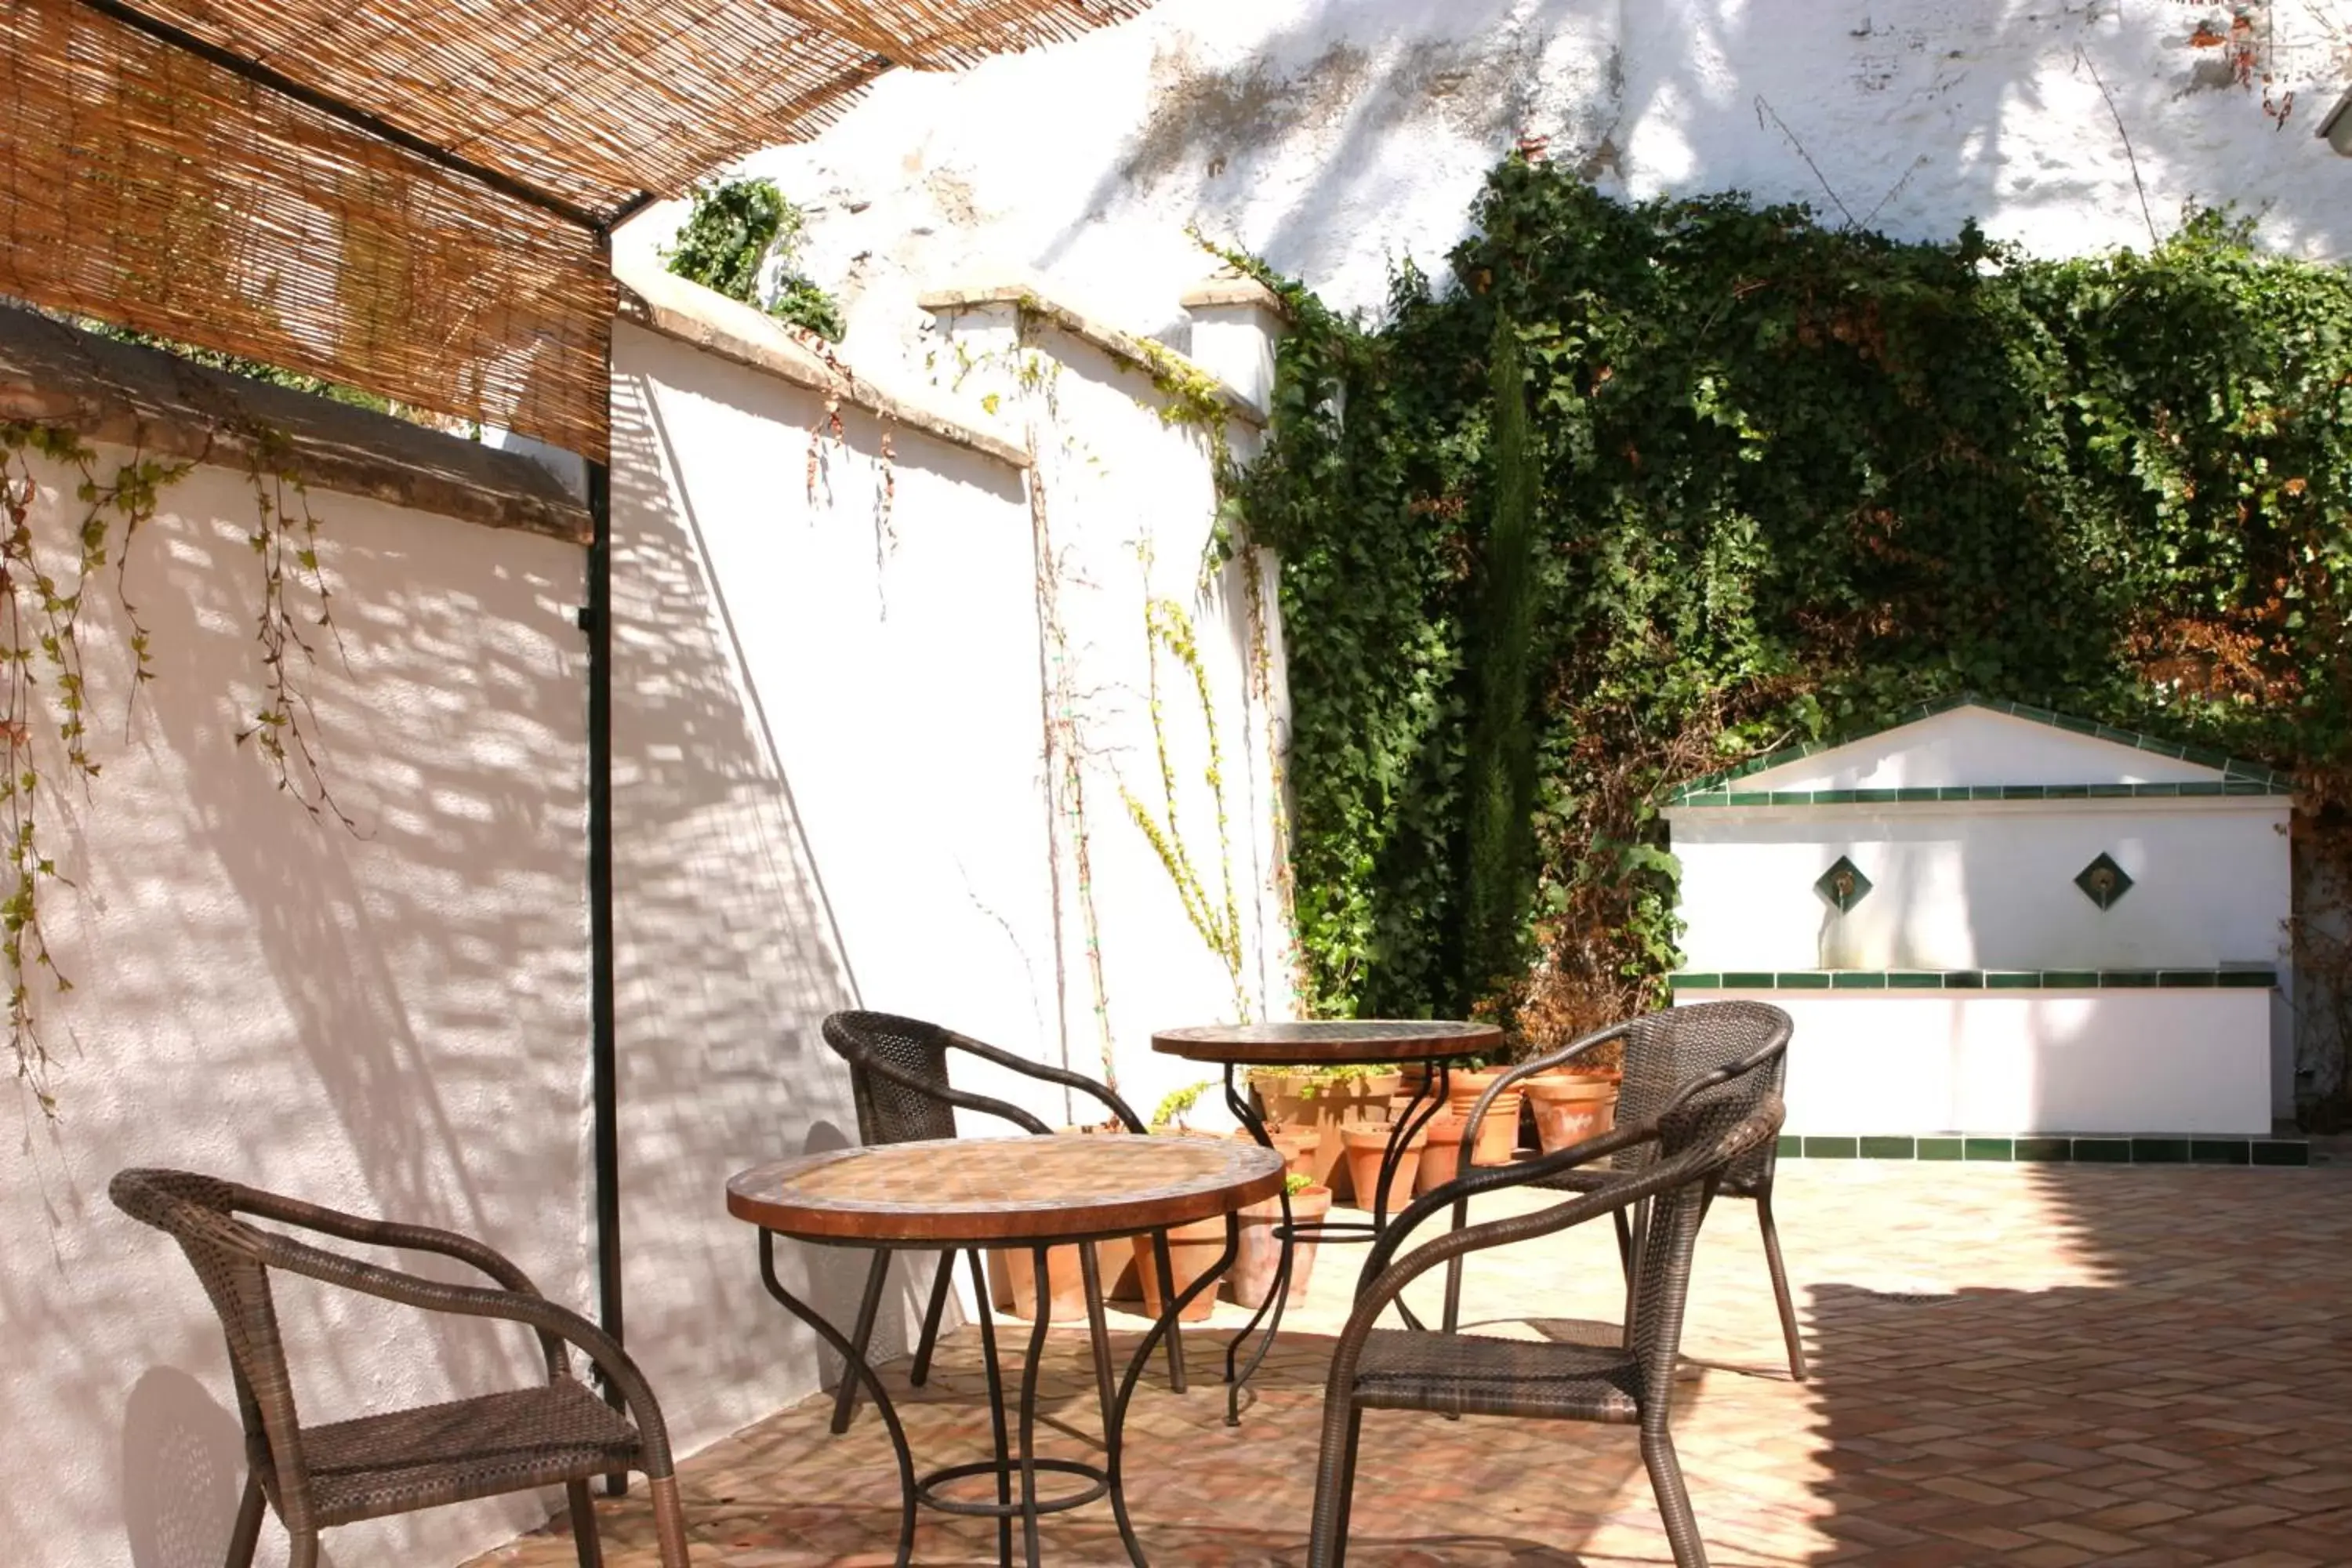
left=1234, top=159, right=2352, bottom=1118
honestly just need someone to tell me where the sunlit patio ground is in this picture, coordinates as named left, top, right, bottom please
left=470, top=1156, right=2352, bottom=1567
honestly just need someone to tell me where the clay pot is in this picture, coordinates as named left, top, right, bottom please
left=1227, top=1183, right=1334, bottom=1308
left=988, top=1243, right=1092, bottom=1323
left=1446, top=1070, right=1525, bottom=1167
left=1133, top=1214, right=1230, bottom=1322
left=1238, top=1123, right=1323, bottom=1181
left=1526, top=1071, right=1620, bottom=1154
left=1341, top=1120, right=1428, bottom=1215
left=1250, top=1071, right=1401, bottom=1190
left=1415, top=1111, right=1468, bottom=1195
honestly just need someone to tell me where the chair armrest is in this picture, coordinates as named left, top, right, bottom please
left=1330, top=1106, right=1777, bottom=1386
left=946, top=1031, right=1147, bottom=1133
left=224, top=1184, right=545, bottom=1297
left=1459, top=1021, right=1630, bottom=1160
left=1354, top=1119, right=1657, bottom=1296
left=248, top=1229, right=677, bottom=1474
left=855, top=1049, right=1058, bottom=1135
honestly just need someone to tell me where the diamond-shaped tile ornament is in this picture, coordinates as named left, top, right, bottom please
left=2075, top=852, right=2133, bottom=911
left=1815, top=855, right=1872, bottom=913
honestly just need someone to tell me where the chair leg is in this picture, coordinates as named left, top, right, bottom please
left=830, top=1249, right=893, bottom=1435
left=648, top=1473, right=695, bottom=1568
left=1641, top=1418, right=1709, bottom=1568
left=910, top=1247, right=959, bottom=1388
left=223, top=1470, right=265, bottom=1568
left=1621, top=1196, right=1650, bottom=1351
left=1755, top=1190, right=1807, bottom=1381
left=567, top=1480, right=604, bottom=1568
left=1305, top=1403, right=1365, bottom=1568
left=285, top=1532, right=320, bottom=1568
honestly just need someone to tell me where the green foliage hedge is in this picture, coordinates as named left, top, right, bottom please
left=1232, top=159, right=2352, bottom=1083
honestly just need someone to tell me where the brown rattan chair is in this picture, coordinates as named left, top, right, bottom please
left=1451, top=1000, right=1804, bottom=1379
left=818, top=1009, right=1185, bottom=1432
left=1308, top=1081, right=1789, bottom=1567
left=109, top=1169, right=690, bottom=1568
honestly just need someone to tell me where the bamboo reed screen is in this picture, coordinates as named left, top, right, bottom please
left=1, top=0, right=1152, bottom=460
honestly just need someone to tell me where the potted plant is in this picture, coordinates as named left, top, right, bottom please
left=1444, top=1062, right=1524, bottom=1167
left=1523, top=1065, right=1621, bottom=1153
left=1226, top=1172, right=1333, bottom=1308
left=1235, top=1118, right=1323, bottom=1179
left=1131, top=1081, right=1230, bottom=1321
left=1415, top=1110, right=1468, bottom=1194
left=1340, top=1116, right=1429, bottom=1214
left=1248, top=1065, right=1401, bottom=1190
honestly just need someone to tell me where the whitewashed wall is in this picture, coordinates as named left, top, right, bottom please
left=0, top=443, right=591, bottom=1568
left=604, top=266, right=1290, bottom=1461
left=614, top=0, right=2352, bottom=367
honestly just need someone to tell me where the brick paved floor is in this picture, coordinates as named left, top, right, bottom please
left=468, top=1160, right=2352, bottom=1566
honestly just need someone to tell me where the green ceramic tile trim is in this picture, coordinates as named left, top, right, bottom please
left=1670, top=967, right=2275, bottom=991
left=1770, top=1134, right=2310, bottom=1167
left=1664, top=694, right=2296, bottom=804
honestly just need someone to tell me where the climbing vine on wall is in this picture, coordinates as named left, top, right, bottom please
left=1230, top=157, right=2352, bottom=1120
left=0, top=419, right=347, bottom=1114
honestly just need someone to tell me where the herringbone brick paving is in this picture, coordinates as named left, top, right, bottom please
left=469, top=1160, right=2352, bottom=1566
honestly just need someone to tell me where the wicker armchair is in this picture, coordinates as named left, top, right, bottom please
left=108, top=1168, right=689, bottom=1568
left=1308, top=1082, right=1789, bottom=1567
left=818, top=1010, right=1185, bottom=1431
left=1450, top=1000, right=1804, bottom=1379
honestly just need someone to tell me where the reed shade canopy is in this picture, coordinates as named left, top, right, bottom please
left=0, top=0, right=1153, bottom=460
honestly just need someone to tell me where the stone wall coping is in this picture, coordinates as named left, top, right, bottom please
left=917, top=276, right=1268, bottom=427
left=615, top=263, right=1027, bottom=470
left=0, top=302, right=591, bottom=543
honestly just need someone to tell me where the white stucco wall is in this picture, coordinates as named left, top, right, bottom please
left=1669, top=706, right=2292, bottom=1132
left=605, top=274, right=1289, bottom=1456
left=614, top=0, right=2352, bottom=365
left=1671, top=804, right=2291, bottom=974
left=1715, top=988, right=2276, bottom=1134
left=0, top=443, right=592, bottom=1568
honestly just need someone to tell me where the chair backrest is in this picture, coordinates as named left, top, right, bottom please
left=1610, top=1000, right=1791, bottom=1196
left=822, top=1011, right=960, bottom=1145
left=1627, top=1087, right=1788, bottom=1411
left=109, top=1169, right=316, bottom=1533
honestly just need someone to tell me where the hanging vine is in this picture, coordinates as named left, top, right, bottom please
left=0, top=413, right=348, bottom=1115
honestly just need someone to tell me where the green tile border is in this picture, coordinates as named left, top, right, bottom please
left=1664, top=694, right=2295, bottom=804
left=1671, top=967, right=2274, bottom=992
left=1772, top=1133, right=2309, bottom=1167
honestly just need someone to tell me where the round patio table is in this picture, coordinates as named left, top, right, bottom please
left=1150, top=1019, right=1501, bottom=1422
left=728, top=1134, right=1283, bottom=1568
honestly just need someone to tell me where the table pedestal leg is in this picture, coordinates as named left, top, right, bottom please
left=1110, top=1213, right=1237, bottom=1566
left=758, top=1230, right=918, bottom=1568
left=1376, top=1061, right=1448, bottom=1333
left=1219, top=1065, right=1292, bottom=1425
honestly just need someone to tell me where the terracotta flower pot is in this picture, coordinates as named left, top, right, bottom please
left=1237, top=1123, right=1323, bottom=1181
left=1446, top=1070, right=1524, bottom=1167
left=1526, top=1071, right=1620, bottom=1154
left=1133, top=1214, right=1229, bottom=1322
left=1227, top=1183, right=1334, bottom=1308
left=1250, top=1071, right=1400, bottom=1190
left=989, top=1243, right=1092, bottom=1323
left=1341, top=1121, right=1428, bottom=1214
left=1415, top=1111, right=1468, bottom=1194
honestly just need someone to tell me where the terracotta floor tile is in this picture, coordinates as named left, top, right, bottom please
left=462, top=1160, right=2352, bottom=1567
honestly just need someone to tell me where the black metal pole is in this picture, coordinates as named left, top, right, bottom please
left=586, top=453, right=623, bottom=1492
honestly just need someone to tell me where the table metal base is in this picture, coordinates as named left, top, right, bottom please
left=1218, top=1059, right=1451, bottom=1425
left=759, top=1220, right=1236, bottom=1568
